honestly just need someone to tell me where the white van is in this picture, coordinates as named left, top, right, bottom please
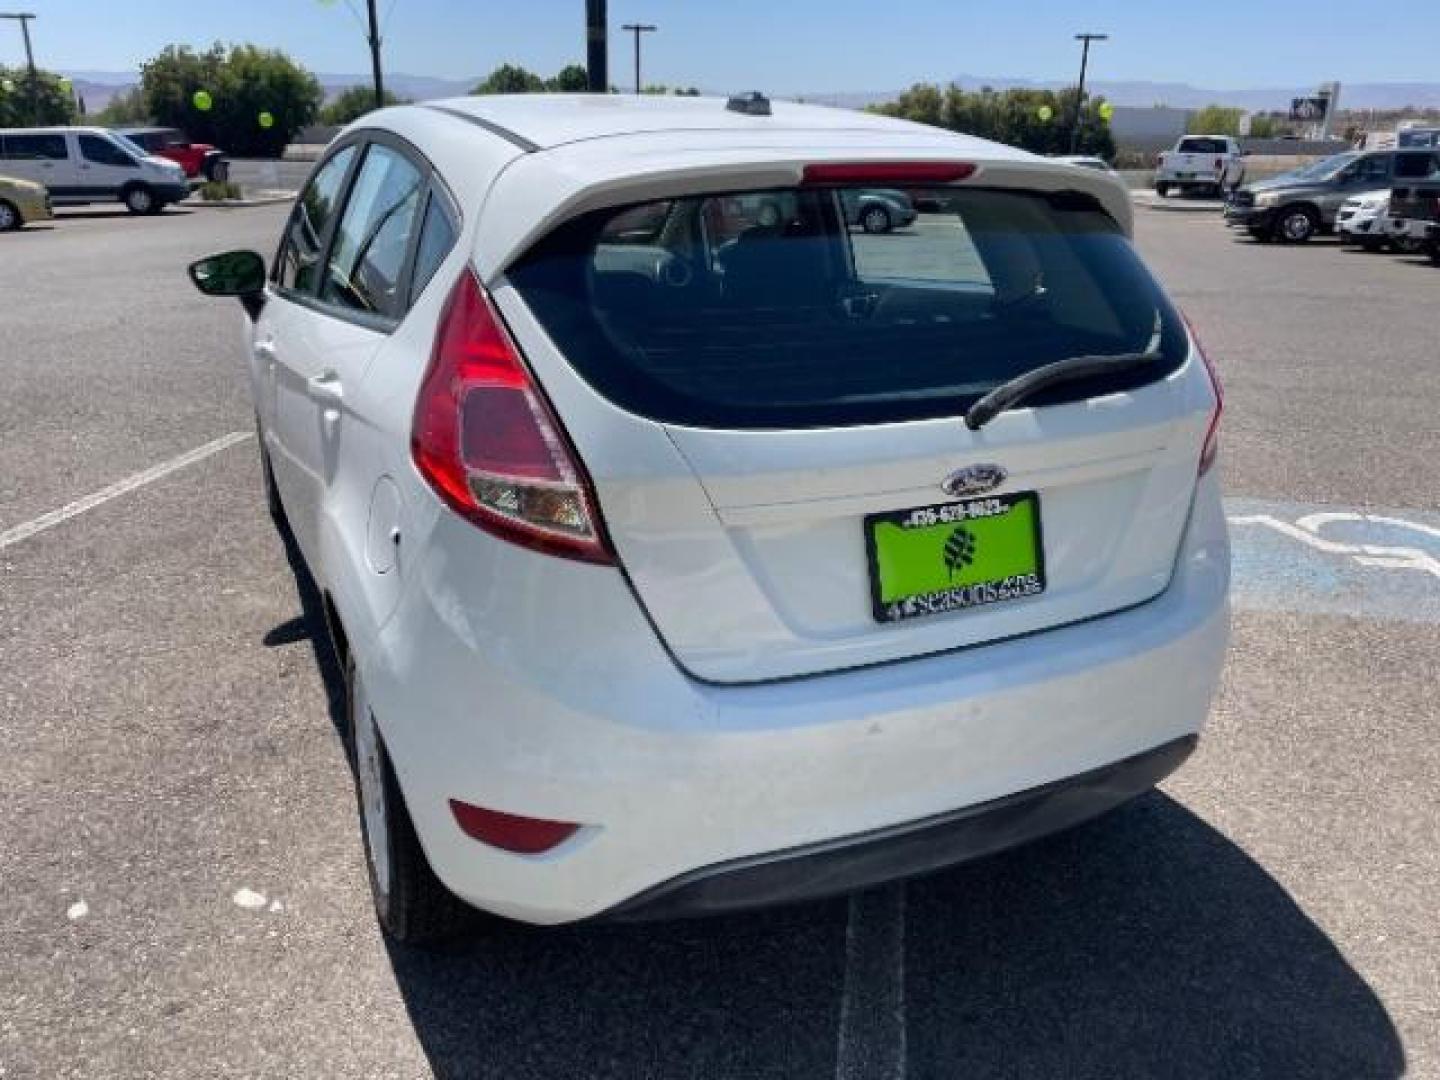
left=0, top=126, right=190, bottom=214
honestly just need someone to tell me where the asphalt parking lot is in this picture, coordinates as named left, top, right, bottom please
left=1, top=203, right=1437, bottom=1079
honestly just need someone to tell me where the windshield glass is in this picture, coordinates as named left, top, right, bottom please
left=510, top=185, right=1186, bottom=429
left=111, top=133, right=151, bottom=160
left=1282, top=152, right=1359, bottom=182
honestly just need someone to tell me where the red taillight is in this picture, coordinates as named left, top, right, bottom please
left=1215, top=156, right=1224, bottom=172
left=801, top=161, right=976, bottom=185
left=449, top=799, right=581, bottom=855
left=411, top=269, right=614, bottom=564
left=1184, top=314, right=1223, bottom=475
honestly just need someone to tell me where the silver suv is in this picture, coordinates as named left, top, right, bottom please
left=1224, top=150, right=1397, bottom=243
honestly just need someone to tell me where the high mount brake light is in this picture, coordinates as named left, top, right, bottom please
left=1184, top=314, right=1224, bottom=476
left=411, top=269, right=614, bottom=564
left=801, top=162, right=977, bottom=185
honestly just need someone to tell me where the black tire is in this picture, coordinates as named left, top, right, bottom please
left=1359, top=236, right=1384, bottom=253
left=122, top=184, right=160, bottom=215
left=1392, top=234, right=1423, bottom=255
left=859, top=204, right=892, bottom=234
left=348, top=655, right=478, bottom=945
left=0, top=198, right=20, bottom=231
left=206, top=158, right=230, bottom=183
left=1427, top=240, right=1440, bottom=266
left=1273, top=205, right=1318, bottom=243
left=1155, top=183, right=1170, bottom=198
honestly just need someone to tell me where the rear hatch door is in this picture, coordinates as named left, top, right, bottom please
left=504, top=172, right=1216, bottom=684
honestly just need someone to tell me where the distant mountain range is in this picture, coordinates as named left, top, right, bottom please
left=61, top=69, right=1440, bottom=114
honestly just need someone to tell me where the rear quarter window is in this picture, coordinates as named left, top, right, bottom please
left=509, top=185, right=1187, bottom=429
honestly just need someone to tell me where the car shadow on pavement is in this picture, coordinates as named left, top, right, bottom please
left=381, top=792, right=1403, bottom=1080
left=266, top=513, right=348, bottom=746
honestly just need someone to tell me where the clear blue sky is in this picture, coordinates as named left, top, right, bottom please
left=11, top=0, right=1440, bottom=90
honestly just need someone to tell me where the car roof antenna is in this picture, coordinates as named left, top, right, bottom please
left=726, top=92, right=772, bottom=116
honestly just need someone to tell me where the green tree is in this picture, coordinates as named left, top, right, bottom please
left=140, top=43, right=321, bottom=157
left=472, top=64, right=547, bottom=95
left=320, top=84, right=407, bottom=126
left=872, top=82, right=1114, bottom=159
left=1187, top=105, right=1245, bottom=136
left=546, top=64, right=589, bottom=92
left=0, top=64, right=78, bottom=126
left=94, top=85, right=150, bottom=126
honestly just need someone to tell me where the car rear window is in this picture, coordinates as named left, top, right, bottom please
left=1177, top=138, right=1228, bottom=154
left=509, top=185, right=1187, bottom=429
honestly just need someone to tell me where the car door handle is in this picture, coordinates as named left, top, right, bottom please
left=306, top=371, right=345, bottom=405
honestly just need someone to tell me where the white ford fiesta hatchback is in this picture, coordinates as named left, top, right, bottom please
left=189, top=94, right=1229, bottom=943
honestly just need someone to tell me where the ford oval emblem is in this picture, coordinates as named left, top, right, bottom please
left=941, top=464, right=1007, bottom=498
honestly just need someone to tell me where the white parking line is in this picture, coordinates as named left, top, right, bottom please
left=834, top=883, right=908, bottom=1080
left=0, top=431, right=253, bottom=551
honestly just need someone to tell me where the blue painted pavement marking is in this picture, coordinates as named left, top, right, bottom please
left=1225, top=498, right=1440, bottom=624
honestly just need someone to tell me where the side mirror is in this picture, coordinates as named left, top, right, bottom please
left=188, top=249, right=267, bottom=319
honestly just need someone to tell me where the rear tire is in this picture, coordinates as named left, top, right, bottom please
left=348, top=656, right=478, bottom=945
left=860, top=205, right=892, bottom=234
left=1274, top=205, right=1318, bottom=243
left=122, top=184, right=159, bottom=215
left=1393, top=234, right=1423, bottom=255
left=1359, top=236, right=1384, bottom=253
left=1155, top=183, right=1170, bottom=198
left=0, top=199, right=20, bottom=231
left=1427, top=240, right=1440, bottom=266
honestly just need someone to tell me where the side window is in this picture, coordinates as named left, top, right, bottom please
left=409, top=194, right=458, bottom=305
left=78, top=134, right=137, bottom=167
left=1358, top=156, right=1392, bottom=182
left=320, top=144, right=424, bottom=319
left=274, top=144, right=357, bottom=294
left=2, top=133, right=68, bottom=160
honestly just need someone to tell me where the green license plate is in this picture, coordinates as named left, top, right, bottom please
left=865, top=493, right=1046, bottom=623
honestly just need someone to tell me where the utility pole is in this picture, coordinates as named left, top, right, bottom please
left=364, top=0, right=385, bottom=109
left=585, top=0, right=608, bottom=93
left=621, top=23, right=656, bottom=95
left=0, top=12, right=39, bottom=124
left=1069, top=31, right=1108, bottom=154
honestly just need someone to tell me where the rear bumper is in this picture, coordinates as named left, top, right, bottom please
left=608, top=735, right=1196, bottom=920
left=368, top=474, right=1230, bottom=926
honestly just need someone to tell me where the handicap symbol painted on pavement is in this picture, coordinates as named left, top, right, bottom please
left=1225, top=499, right=1440, bottom=623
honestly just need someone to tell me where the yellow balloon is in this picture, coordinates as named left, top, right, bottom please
left=1037, top=105, right=1054, bottom=122
left=192, top=89, right=213, bottom=111
left=0, top=79, right=13, bottom=94
left=258, top=111, right=275, bottom=129
left=1099, top=102, right=1115, bottom=121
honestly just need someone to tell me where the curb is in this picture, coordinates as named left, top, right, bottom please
left=1131, top=194, right=1225, bottom=214
left=189, top=193, right=297, bottom=210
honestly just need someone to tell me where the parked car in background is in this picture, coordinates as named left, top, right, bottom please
left=117, top=127, right=228, bottom=181
left=0, top=173, right=52, bottom=230
left=1224, top=149, right=1399, bottom=242
left=1383, top=149, right=1440, bottom=258
left=1155, top=135, right=1243, bottom=197
left=187, top=95, right=1228, bottom=944
left=0, top=127, right=189, bottom=214
left=840, top=187, right=918, bottom=232
left=1336, top=190, right=1406, bottom=251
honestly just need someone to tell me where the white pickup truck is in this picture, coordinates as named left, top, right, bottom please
left=1155, top=135, right=1244, bottom=197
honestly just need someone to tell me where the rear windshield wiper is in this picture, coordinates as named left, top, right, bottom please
left=963, top=351, right=1161, bottom=431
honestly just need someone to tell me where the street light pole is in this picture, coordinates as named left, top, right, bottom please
left=1069, top=31, right=1108, bottom=154
left=0, top=12, right=39, bottom=124
left=585, top=0, right=608, bottom=93
left=364, top=0, right=385, bottom=110
left=621, top=23, right=656, bottom=95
